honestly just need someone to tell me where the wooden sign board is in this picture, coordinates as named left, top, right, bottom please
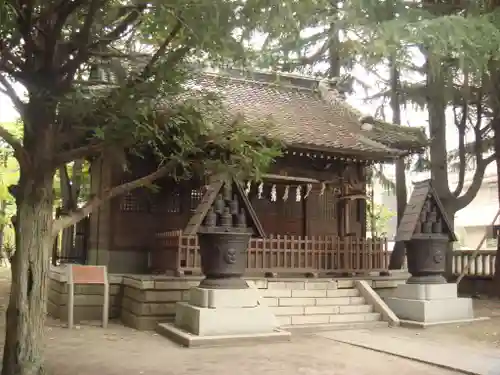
left=66, top=265, right=109, bottom=329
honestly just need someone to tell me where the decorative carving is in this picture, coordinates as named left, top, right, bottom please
left=204, top=208, right=216, bottom=227
left=220, top=207, right=232, bottom=228
left=224, top=248, right=237, bottom=264
left=237, top=209, right=247, bottom=227
left=214, top=194, right=225, bottom=214
left=229, top=195, right=239, bottom=215
left=223, top=182, right=232, bottom=201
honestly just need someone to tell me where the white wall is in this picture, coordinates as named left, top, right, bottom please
left=373, top=162, right=499, bottom=250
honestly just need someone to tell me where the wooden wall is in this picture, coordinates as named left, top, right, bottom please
left=89, top=152, right=369, bottom=272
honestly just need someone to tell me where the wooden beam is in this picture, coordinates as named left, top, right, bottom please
left=263, top=174, right=320, bottom=183
left=339, top=194, right=368, bottom=201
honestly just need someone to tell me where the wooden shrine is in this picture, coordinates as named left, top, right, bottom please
left=82, top=69, right=428, bottom=276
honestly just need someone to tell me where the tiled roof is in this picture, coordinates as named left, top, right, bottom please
left=370, top=121, right=428, bottom=151
left=192, top=70, right=427, bottom=160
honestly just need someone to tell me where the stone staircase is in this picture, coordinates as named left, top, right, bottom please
left=259, top=279, right=389, bottom=332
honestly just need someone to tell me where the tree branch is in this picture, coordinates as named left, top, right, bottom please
left=52, top=162, right=172, bottom=235
left=60, top=4, right=145, bottom=81
left=0, top=124, right=28, bottom=167
left=54, top=141, right=106, bottom=166
left=456, top=153, right=496, bottom=210
left=0, top=74, right=25, bottom=116
left=452, top=102, right=467, bottom=197
left=137, top=18, right=183, bottom=80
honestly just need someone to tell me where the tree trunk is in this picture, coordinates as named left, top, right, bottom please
left=440, top=201, right=456, bottom=280
left=493, top=118, right=500, bottom=296
left=59, top=162, right=83, bottom=263
left=0, top=200, right=7, bottom=266
left=2, top=173, right=54, bottom=375
left=389, top=158, right=407, bottom=269
left=388, top=55, right=407, bottom=270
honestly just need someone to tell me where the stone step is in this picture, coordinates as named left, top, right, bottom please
left=272, top=304, right=373, bottom=316
left=278, top=312, right=381, bottom=326
left=265, top=295, right=366, bottom=308
left=262, top=287, right=360, bottom=299
left=283, top=320, right=389, bottom=333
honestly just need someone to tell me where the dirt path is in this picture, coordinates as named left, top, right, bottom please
left=403, top=299, right=500, bottom=349
left=0, top=269, right=495, bottom=374
left=43, top=322, right=457, bottom=375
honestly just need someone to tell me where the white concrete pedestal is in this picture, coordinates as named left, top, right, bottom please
left=156, top=283, right=291, bottom=347
left=385, top=283, right=481, bottom=327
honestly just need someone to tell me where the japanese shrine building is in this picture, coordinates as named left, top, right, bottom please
left=82, top=69, right=426, bottom=276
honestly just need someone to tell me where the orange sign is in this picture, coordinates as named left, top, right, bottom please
left=70, top=265, right=106, bottom=284
left=66, top=265, right=109, bottom=329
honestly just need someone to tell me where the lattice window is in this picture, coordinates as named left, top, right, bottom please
left=190, top=188, right=203, bottom=211
left=317, top=190, right=335, bottom=220
left=120, top=191, right=146, bottom=212
left=166, top=190, right=181, bottom=213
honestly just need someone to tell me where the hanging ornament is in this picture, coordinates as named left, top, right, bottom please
left=258, top=182, right=263, bottom=199
left=271, top=184, right=277, bottom=202
left=304, top=184, right=312, bottom=199
left=296, top=185, right=302, bottom=202
left=319, top=182, right=326, bottom=196
left=244, top=181, right=251, bottom=196
left=283, top=185, right=289, bottom=201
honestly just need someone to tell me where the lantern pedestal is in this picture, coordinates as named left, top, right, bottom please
left=156, top=283, right=291, bottom=347
left=386, top=283, right=477, bottom=327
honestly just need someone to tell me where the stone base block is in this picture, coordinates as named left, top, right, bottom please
left=175, top=301, right=278, bottom=336
left=386, top=283, right=474, bottom=324
left=156, top=322, right=291, bottom=348
left=189, top=287, right=260, bottom=308
left=393, top=283, right=458, bottom=300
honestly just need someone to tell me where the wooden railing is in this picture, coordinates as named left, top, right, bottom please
left=452, top=250, right=496, bottom=278
left=153, top=231, right=389, bottom=276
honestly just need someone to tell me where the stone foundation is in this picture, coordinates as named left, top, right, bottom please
left=47, top=268, right=409, bottom=330
left=48, top=267, right=123, bottom=324
left=120, top=276, right=200, bottom=330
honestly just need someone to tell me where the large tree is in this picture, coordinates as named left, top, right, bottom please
left=384, top=1, right=499, bottom=277
left=0, top=1, right=283, bottom=374
left=251, top=0, right=499, bottom=276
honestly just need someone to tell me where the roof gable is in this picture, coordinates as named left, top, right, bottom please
left=183, top=176, right=265, bottom=238
left=395, top=180, right=457, bottom=242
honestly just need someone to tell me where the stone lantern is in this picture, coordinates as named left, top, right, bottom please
left=197, top=190, right=254, bottom=289
left=393, top=180, right=456, bottom=284
left=386, top=180, right=475, bottom=327
left=157, top=177, right=290, bottom=346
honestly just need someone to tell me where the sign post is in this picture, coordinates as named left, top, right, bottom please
left=66, top=265, right=109, bottom=329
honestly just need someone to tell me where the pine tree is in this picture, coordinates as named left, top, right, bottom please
left=251, top=0, right=498, bottom=277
